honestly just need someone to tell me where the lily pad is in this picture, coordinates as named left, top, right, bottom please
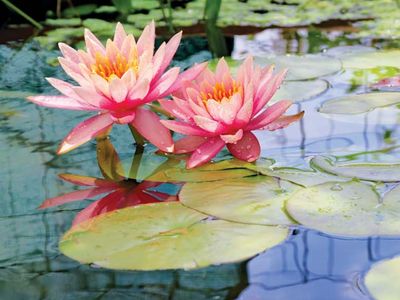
left=364, top=256, right=400, bottom=300
left=254, top=54, right=342, bottom=80
left=319, top=92, right=400, bottom=114
left=342, top=50, right=400, bottom=69
left=60, top=202, right=288, bottom=270
left=311, top=156, right=400, bottom=182
left=286, top=181, right=400, bottom=237
left=121, top=155, right=272, bottom=183
left=261, top=167, right=349, bottom=187
left=271, top=79, right=329, bottom=103
left=180, top=176, right=297, bottom=225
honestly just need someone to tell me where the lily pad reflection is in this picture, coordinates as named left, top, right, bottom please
left=60, top=202, right=288, bottom=270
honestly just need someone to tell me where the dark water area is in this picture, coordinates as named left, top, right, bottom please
left=1, top=28, right=400, bottom=299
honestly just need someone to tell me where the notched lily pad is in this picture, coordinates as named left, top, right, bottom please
left=60, top=202, right=288, bottom=270
left=180, top=176, right=297, bottom=225
left=319, top=92, right=400, bottom=115
left=254, top=54, right=342, bottom=80
left=311, top=156, right=400, bottom=182
left=365, top=256, right=400, bottom=300
left=286, top=181, right=400, bottom=237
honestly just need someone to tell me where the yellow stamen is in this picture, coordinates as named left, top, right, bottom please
left=91, top=51, right=138, bottom=81
left=200, top=80, right=242, bottom=103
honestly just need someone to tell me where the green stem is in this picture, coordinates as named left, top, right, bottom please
left=159, top=0, right=174, bottom=33
left=128, top=124, right=145, bottom=147
left=128, top=143, right=144, bottom=180
left=1, top=0, right=43, bottom=29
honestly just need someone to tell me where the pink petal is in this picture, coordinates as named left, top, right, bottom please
left=153, top=31, right=182, bottom=81
left=158, top=98, right=192, bottom=121
left=109, top=77, right=128, bottom=103
left=131, top=108, right=174, bottom=152
left=46, top=77, right=80, bottom=100
left=39, top=186, right=113, bottom=208
left=58, top=57, right=88, bottom=86
left=58, top=42, right=79, bottom=63
left=246, top=100, right=292, bottom=130
left=235, top=96, right=253, bottom=126
left=220, top=129, right=244, bottom=143
left=128, top=78, right=150, bottom=100
left=73, top=86, right=110, bottom=107
left=237, top=56, right=253, bottom=86
left=84, top=28, right=105, bottom=56
left=227, top=131, right=260, bottom=162
left=215, top=57, right=230, bottom=82
left=261, top=111, right=304, bottom=130
left=151, top=42, right=166, bottom=81
left=187, top=137, right=226, bottom=169
left=163, top=62, right=208, bottom=96
left=57, top=113, right=114, bottom=154
left=26, top=95, right=97, bottom=111
left=59, top=173, right=119, bottom=188
left=137, top=21, right=155, bottom=54
left=90, top=74, right=111, bottom=98
left=254, top=69, right=287, bottom=114
left=174, top=136, right=207, bottom=154
left=193, top=115, right=225, bottom=133
left=113, top=22, right=127, bottom=48
left=372, top=75, right=400, bottom=88
left=146, top=67, right=180, bottom=100
left=161, top=120, right=213, bottom=136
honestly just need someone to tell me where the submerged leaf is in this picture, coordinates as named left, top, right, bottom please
left=286, top=181, right=400, bottom=237
left=254, top=54, right=342, bottom=80
left=365, top=256, right=400, bottom=300
left=180, top=176, right=297, bottom=225
left=60, top=202, right=288, bottom=270
left=319, top=92, right=400, bottom=114
left=311, top=156, right=400, bottom=182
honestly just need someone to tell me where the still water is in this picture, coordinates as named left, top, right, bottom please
left=1, top=28, right=400, bottom=299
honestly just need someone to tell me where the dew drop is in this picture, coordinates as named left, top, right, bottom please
left=330, top=183, right=343, bottom=191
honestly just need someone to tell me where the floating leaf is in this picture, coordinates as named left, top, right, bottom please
left=120, top=155, right=269, bottom=183
left=271, top=79, right=329, bottom=103
left=342, top=50, right=400, bottom=69
left=60, top=202, right=288, bottom=270
left=63, top=4, right=97, bottom=18
left=286, top=181, right=400, bottom=237
left=365, top=256, right=400, bottom=300
left=45, top=18, right=82, bottom=27
left=311, top=156, right=400, bottom=182
left=319, top=92, right=400, bottom=114
left=254, top=54, right=342, bottom=80
left=261, top=167, right=349, bottom=187
left=180, top=176, right=297, bottom=225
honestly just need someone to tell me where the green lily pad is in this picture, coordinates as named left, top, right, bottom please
left=121, top=155, right=272, bottom=183
left=319, top=92, right=400, bottom=115
left=365, top=256, right=400, bottom=300
left=311, top=156, right=400, bottom=182
left=63, top=4, right=97, bottom=18
left=271, top=79, right=329, bottom=103
left=286, top=181, right=400, bottom=237
left=254, top=54, right=342, bottom=80
left=45, top=18, right=82, bottom=27
left=342, top=50, right=400, bottom=69
left=261, top=167, right=350, bottom=187
left=60, top=202, right=288, bottom=270
left=180, top=176, right=297, bottom=225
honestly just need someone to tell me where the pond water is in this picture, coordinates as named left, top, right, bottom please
left=1, top=28, right=400, bottom=299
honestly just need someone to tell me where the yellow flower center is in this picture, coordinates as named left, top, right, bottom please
left=200, top=80, right=242, bottom=103
left=91, top=52, right=139, bottom=81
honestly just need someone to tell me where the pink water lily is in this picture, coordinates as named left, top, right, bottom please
left=160, top=57, right=304, bottom=168
left=27, top=22, right=206, bottom=154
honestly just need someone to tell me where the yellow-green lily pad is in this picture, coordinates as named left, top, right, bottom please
left=311, top=156, right=400, bottom=182
left=319, top=92, right=400, bottom=115
left=286, top=181, right=400, bottom=237
left=254, top=54, right=342, bottom=81
left=180, top=176, right=297, bottom=225
left=60, top=202, right=288, bottom=270
left=364, top=256, right=400, bottom=300
left=342, top=50, right=400, bottom=69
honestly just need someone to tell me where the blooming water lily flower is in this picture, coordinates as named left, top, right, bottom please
left=160, top=57, right=304, bottom=168
left=27, top=21, right=206, bottom=154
